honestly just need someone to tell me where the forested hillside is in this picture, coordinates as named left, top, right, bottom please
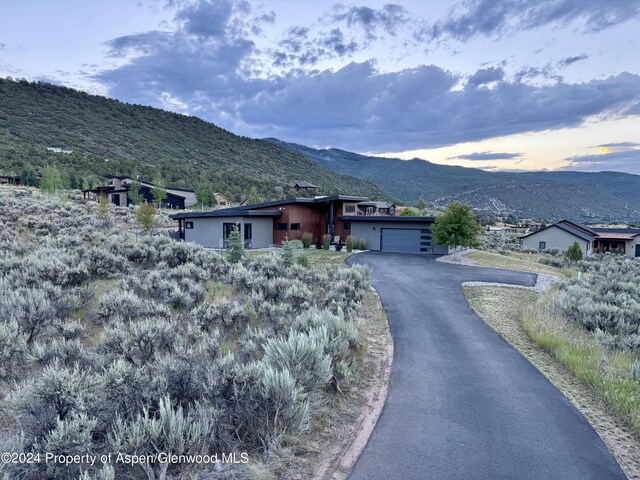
left=267, top=139, right=640, bottom=223
left=0, top=78, right=390, bottom=201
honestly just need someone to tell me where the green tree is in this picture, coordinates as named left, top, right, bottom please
left=247, top=186, right=260, bottom=205
left=20, top=165, right=38, bottom=186
left=127, top=180, right=144, bottom=205
left=227, top=226, right=244, bottom=263
left=151, top=175, right=167, bottom=208
left=400, top=207, right=417, bottom=217
left=281, top=237, right=294, bottom=267
left=431, top=202, right=483, bottom=258
left=97, top=196, right=110, bottom=224
left=195, top=183, right=215, bottom=207
left=566, top=241, right=584, bottom=263
left=136, top=202, right=156, bottom=233
left=40, top=165, right=64, bottom=193
left=415, top=196, right=426, bottom=212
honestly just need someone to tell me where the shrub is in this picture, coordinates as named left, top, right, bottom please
left=322, top=234, right=331, bottom=250
left=263, top=330, right=333, bottom=396
left=345, top=236, right=355, bottom=252
left=632, top=360, right=640, bottom=382
left=135, top=201, right=156, bottom=233
left=358, top=238, right=366, bottom=250
left=296, top=253, right=310, bottom=268
left=301, top=232, right=313, bottom=249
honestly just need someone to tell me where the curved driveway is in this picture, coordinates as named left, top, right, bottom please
left=347, top=252, right=625, bottom=480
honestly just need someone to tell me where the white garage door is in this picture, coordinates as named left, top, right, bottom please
left=381, top=228, right=431, bottom=253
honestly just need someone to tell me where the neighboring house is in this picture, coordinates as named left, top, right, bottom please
left=83, top=175, right=197, bottom=209
left=293, top=181, right=318, bottom=192
left=0, top=175, right=21, bottom=186
left=214, top=193, right=231, bottom=207
left=521, top=219, right=640, bottom=258
left=171, top=195, right=449, bottom=254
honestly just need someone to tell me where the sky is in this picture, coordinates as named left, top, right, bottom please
left=1, top=0, right=640, bottom=173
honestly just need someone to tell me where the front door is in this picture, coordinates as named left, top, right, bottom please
left=635, top=244, right=640, bottom=257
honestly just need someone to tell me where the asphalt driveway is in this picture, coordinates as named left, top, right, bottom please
left=347, top=252, right=625, bottom=480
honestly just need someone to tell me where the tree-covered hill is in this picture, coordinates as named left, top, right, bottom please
left=266, top=138, right=640, bottom=223
left=0, top=78, right=390, bottom=201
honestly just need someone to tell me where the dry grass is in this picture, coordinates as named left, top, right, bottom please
left=464, top=285, right=640, bottom=479
left=467, top=250, right=573, bottom=277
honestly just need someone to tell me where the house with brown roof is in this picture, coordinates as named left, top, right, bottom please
left=521, top=219, right=640, bottom=258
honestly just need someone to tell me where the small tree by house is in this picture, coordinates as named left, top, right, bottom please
left=151, top=175, right=167, bottom=208
left=40, top=165, right=64, bottom=194
left=566, top=241, right=584, bottom=263
left=128, top=181, right=144, bottom=205
left=227, top=226, right=244, bottom=263
left=431, top=202, right=483, bottom=259
left=195, top=183, right=215, bottom=208
left=136, top=202, right=156, bottom=234
left=281, top=237, right=294, bottom=267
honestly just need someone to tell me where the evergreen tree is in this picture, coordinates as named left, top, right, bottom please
left=40, top=165, right=64, bottom=193
left=281, top=237, right=294, bottom=267
left=415, top=196, right=426, bottom=212
left=227, top=226, right=244, bottom=263
left=566, top=241, right=584, bottom=263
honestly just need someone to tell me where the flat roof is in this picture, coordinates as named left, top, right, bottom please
left=170, top=209, right=282, bottom=219
left=339, top=215, right=436, bottom=222
left=239, top=195, right=368, bottom=210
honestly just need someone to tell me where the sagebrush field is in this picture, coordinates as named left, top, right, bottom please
left=0, top=188, right=371, bottom=480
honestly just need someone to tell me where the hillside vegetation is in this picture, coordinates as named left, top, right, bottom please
left=0, top=78, right=390, bottom=201
left=0, top=187, right=372, bottom=480
left=267, top=139, right=640, bottom=223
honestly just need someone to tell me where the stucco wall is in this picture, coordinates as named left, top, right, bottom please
left=626, top=236, right=640, bottom=258
left=184, top=216, right=274, bottom=249
left=350, top=220, right=447, bottom=253
left=522, top=226, right=591, bottom=255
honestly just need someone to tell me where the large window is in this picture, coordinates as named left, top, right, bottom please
left=223, top=222, right=240, bottom=239
left=344, top=204, right=356, bottom=214
left=276, top=223, right=288, bottom=231
left=244, top=223, right=252, bottom=240
left=290, top=223, right=301, bottom=230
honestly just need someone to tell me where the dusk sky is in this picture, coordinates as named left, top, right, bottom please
left=1, top=0, right=639, bottom=173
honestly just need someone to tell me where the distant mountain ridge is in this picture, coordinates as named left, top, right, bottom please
left=265, top=138, right=640, bottom=223
left=0, top=78, right=390, bottom=201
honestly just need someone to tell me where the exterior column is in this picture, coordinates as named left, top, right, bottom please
left=329, top=202, right=334, bottom=238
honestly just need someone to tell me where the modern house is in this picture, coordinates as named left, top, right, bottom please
left=521, top=219, right=640, bottom=258
left=171, top=196, right=447, bottom=254
left=0, top=175, right=21, bottom=186
left=83, top=175, right=198, bottom=209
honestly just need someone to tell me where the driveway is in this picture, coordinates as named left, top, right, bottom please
left=346, top=252, right=625, bottom=480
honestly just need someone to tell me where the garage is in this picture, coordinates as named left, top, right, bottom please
left=381, top=228, right=431, bottom=253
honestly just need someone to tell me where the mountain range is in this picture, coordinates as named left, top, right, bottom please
left=1, top=78, right=639, bottom=223
left=265, top=139, right=640, bottom=223
left=0, top=78, right=389, bottom=201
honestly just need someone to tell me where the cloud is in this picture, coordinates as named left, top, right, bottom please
left=332, top=4, right=409, bottom=39
left=272, top=27, right=359, bottom=67
left=425, top=0, right=640, bottom=42
left=448, top=151, right=522, bottom=161
left=467, top=67, right=504, bottom=88
left=0, top=43, right=5, bottom=50
left=596, top=141, right=640, bottom=149
left=559, top=54, right=588, bottom=66
left=560, top=149, right=640, bottom=174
